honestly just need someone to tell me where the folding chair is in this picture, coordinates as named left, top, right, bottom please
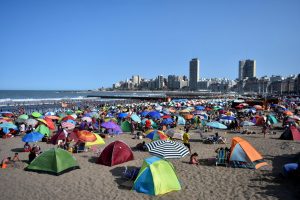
left=215, top=148, right=229, bottom=167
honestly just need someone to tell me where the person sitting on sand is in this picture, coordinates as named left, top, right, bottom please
left=13, top=153, right=20, bottom=162
left=24, top=142, right=31, bottom=152
left=136, top=141, right=147, bottom=151
left=189, top=153, right=199, bottom=165
left=1, top=157, right=12, bottom=169
left=28, top=150, right=37, bottom=164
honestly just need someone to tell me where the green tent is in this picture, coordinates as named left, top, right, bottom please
left=121, top=121, right=132, bottom=132
left=26, top=148, right=79, bottom=175
left=35, top=124, right=50, bottom=137
left=133, top=156, right=181, bottom=195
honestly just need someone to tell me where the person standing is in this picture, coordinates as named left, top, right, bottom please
left=183, top=128, right=191, bottom=153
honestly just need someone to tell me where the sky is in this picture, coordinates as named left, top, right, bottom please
left=0, top=0, right=300, bottom=90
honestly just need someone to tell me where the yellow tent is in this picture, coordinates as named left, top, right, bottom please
left=86, top=134, right=105, bottom=147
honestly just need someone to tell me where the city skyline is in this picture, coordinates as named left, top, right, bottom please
left=1, top=0, right=300, bottom=90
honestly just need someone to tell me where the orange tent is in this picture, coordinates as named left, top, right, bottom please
left=229, top=137, right=268, bottom=169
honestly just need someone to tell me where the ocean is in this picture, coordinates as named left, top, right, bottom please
left=0, top=90, right=133, bottom=113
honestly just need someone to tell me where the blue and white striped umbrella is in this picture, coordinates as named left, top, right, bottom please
left=145, top=140, right=189, bottom=159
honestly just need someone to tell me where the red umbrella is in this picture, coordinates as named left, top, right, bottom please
left=44, top=118, right=56, bottom=130
left=162, top=115, right=171, bottom=119
left=45, top=115, right=60, bottom=120
left=62, top=115, right=75, bottom=121
left=76, top=130, right=97, bottom=142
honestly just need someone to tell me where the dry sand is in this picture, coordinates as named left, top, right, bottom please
left=1, top=128, right=300, bottom=200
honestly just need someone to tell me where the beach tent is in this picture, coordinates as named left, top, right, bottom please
left=229, top=137, right=268, bottom=169
left=177, top=116, right=186, bottom=125
left=26, top=148, right=79, bottom=175
left=121, top=121, right=132, bottom=132
left=279, top=126, right=300, bottom=141
left=133, top=156, right=181, bottom=195
left=85, top=134, right=105, bottom=147
left=97, top=140, right=133, bottom=166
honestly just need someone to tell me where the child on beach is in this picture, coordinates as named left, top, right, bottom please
left=189, top=153, right=199, bottom=165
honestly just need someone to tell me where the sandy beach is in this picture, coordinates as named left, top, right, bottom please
left=1, top=127, right=299, bottom=200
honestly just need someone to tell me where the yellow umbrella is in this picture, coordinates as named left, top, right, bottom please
left=85, top=134, right=105, bottom=147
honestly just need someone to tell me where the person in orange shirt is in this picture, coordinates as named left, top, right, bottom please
left=1, top=157, right=11, bottom=169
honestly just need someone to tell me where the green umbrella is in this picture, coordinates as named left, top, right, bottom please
left=66, top=110, right=73, bottom=115
left=26, top=148, right=80, bottom=175
left=267, top=115, right=278, bottom=124
left=32, top=112, right=42, bottom=118
left=35, top=124, right=50, bottom=136
left=18, top=114, right=29, bottom=120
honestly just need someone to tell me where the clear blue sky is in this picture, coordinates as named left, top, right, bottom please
left=0, top=0, right=299, bottom=90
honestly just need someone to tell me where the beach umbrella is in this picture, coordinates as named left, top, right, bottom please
left=35, top=124, right=50, bottom=136
left=145, top=140, right=189, bottom=159
left=25, top=119, right=38, bottom=126
left=161, top=118, right=173, bottom=125
left=18, top=114, right=29, bottom=120
left=145, top=130, right=169, bottom=141
left=45, top=115, right=60, bottom=120
left=44, top=118, right=56, bottom=130
left=220, top=116, right=235, bottom=121
left=32, top=111, right=42, bottom=118
left=66, top=110, right=73, bottom=115
left=0, top=119, right=9, bottom=123
left=267, top=115, right=278, bottom=124
left=206, top=121, right=227, bottom=129
left=62, top=115, right=75, bottom=121
left=183, top=114, right=194, bottom=120
left=66, top=119, right=76, bottom=125
left=177, top=116, right=186, bottom=125
left=240, top=121, right=255, bottom=126
left=140, top=111, right=149, bottom=117
left=45, top=112, right=55, bottom=116
left=0, top=111, right=14, bottom=118
left=283, top=111, right=293, bottom=116
left=118, top=113, right=128, bottom=118
left=22, top=132, right=44, bottom=142
left=195, top=106, right=205, bottom=110
left=0, top=122, right=18, bottom=129
left=165, top=129, right=184, bottom=140
left=253, top=105, right=263, bottom=110
left=62, top=122, right=75, bottom=130
left=101, top=121, right=118, bottom=129
left=130, top=114, right=141, bottom=123
left=147, top=111, right=161, bottom=120
left=104, top=117, right=117, bottom=123
left=289, top=115, right=300, bottom=121
left=82, top=116, right=92, bottom=123
left=37, top=118, right=48, bottom=125
left=75, top=130, right=97, bottom=142
left=71, top=114, right=78, bottom=119
left=162, top=115, right=172, bottom=119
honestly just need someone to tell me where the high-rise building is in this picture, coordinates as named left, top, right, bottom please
left=189, top=58, right=200, bottom=90
left=238, top=59, right=256, bottom=80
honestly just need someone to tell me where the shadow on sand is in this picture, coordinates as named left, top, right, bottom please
left=249, top=153, right=300, bottom=199
left=11, top=148, right=24, bottom=153
left=110, top=166, right=135, bottom=190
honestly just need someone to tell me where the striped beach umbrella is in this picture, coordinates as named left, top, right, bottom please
left=145, top=140, right=189, bottom=159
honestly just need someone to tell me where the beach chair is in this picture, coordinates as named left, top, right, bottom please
left=215, top=148, right=229, bottom=167
left=122, top=166, right=141, bottom=181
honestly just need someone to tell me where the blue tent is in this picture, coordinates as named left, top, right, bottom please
left=133, top=156, right=181, bottom=195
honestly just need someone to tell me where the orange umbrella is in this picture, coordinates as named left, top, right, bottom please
left=44, top=118, right=56, bottom=130
left=45, top=115, right=60, bottom=120
left=254, top=105, right=263, bottom=110
left=283, top=110, right=293, bottom=116
left=76, top=130, right=97, bottom=142
left=183, top=114, right=194, bottom=120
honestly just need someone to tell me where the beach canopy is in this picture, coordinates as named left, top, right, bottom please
left=145, top=130, right=169, bottom=141
left=97, top=140, right=133, bottom=166
left=229, top=137, right=268, bottom=169
left=279, top=126, right=300, bottom=141
left=121, top=121, right=132, bottom=132
left=26, top=148, right=79, bottom=175
left=85, top=134, right=105, bottom=147
left=145, top=140, right=189, bottom=159
left=22, top=132, right=44, bottom=142
left=206, top=121, right=227, bottom=129
left=133, top=156, right=181, bottom=195
left=35, top=124, right=50, bottom=137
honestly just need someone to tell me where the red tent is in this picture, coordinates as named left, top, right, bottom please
left=97, top=140, right=134, bottom=166
left=291, top=127, right=300, bottom=141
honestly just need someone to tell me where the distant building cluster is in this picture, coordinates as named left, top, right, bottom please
left=110, top=58, right=300, bottom=95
